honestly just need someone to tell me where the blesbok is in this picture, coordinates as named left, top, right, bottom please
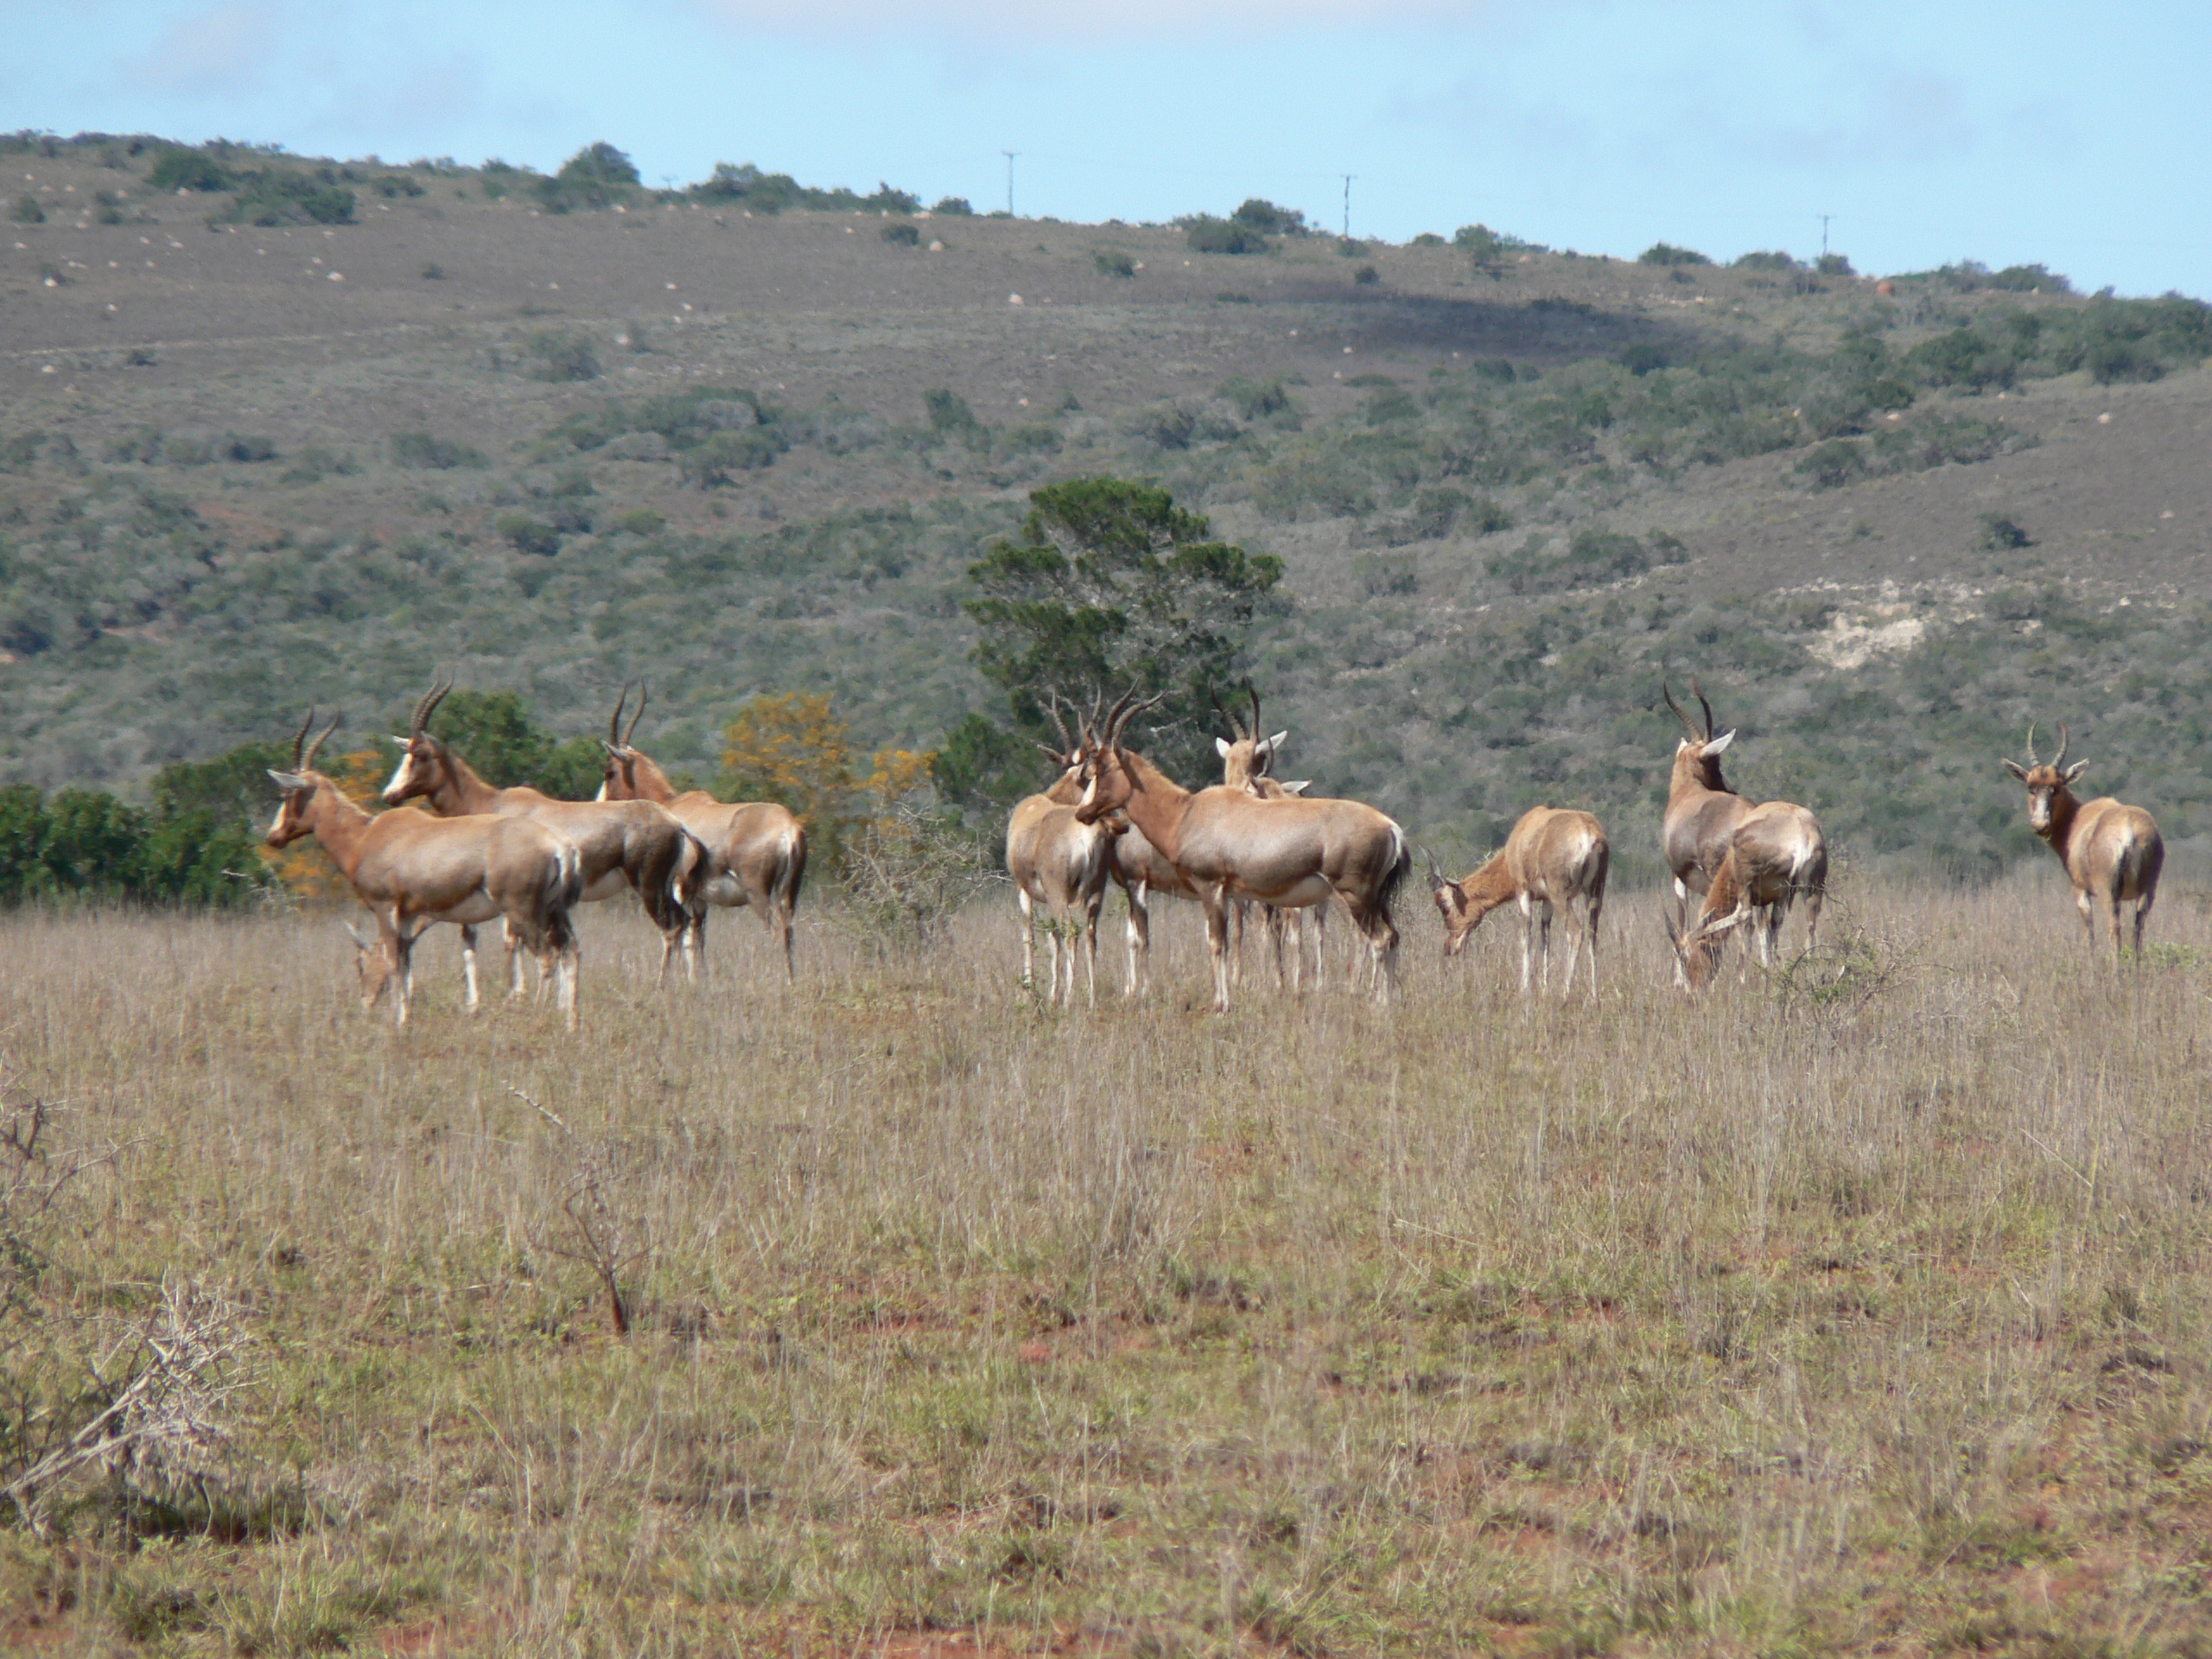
left=1667, top=801, right=1829, bottom=990
left=2002, top=722, right=2163, bottom=961
left=1427, top=807, right=1609, bottom=998
left=1073, top=690, right=1409, bottom=1012
left=1659, top=678, right=1825, bottom=968
left=1214, top=688, right=1324, bottom=991
left=264, top=711, right=582, bottom=1028
left=381, top=677, right=702, bottom=982
left=597, top=683, right=808, bottom=980
left=1007, top=698, right=1111, bottom=1005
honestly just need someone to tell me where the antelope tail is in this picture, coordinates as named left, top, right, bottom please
left=676, top=830, right=709, bottom=912
left=1377, top=823, right=1411, bottom=918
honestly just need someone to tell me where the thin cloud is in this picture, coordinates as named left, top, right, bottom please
left=137, top=1, right=285, bottom=99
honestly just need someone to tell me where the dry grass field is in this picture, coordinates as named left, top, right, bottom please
left=5, top=872, right=2212, bottom=1656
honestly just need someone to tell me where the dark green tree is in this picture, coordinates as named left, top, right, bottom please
left=959, top=477, right=1284, bottom=795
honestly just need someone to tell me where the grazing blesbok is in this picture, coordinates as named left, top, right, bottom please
left=597, top=683, right=808, bottom=981
left=1074, top=690, right=1409, bottom=1012
left=264, top=711, right=582, bottom=1028
left=1659, top=678, right=1826, bottom=971
left=1427, top=808, right=1609, bottom=998
left=382, top=677, right=702, bottom=982
left=1007, top=699, right=1111, bottom=1005
left=1667, top=801, right=1829, bottom=990
left=2003, top=722, right=2163, bottom=962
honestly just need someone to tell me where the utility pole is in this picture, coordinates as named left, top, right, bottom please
left=1819, top=213, right=1832, bottom=258
left=1004, top=151, right=1019, bottom=218
left=1341, top=174, right=1356, bottom=239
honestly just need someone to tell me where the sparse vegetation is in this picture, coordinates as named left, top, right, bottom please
left=1637, top=241, right=1711, bottom=266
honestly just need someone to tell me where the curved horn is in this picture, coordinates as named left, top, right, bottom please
left=1211, top=688, right=1244, bottom=742
left=608, top=683, right=630, bottom=746
left=1045, top=691, right=1074, bottom=755
left=1248, top=683, right=1262, bottom=747
left=1423, top=846, right=1449, bottom=893
left=289, top=705, right=316, bottom=768
left=1660, top=680, right=1702, bottom=742
left=2050, top=721, right=2069, bottom=772
left=2021, top=722, right=2039, bottom=766
left=301, top=713, right=340, bottom=772
left=1109, top=689, right=1166, bottom=750
left=625, top=681, right=647, bottom=747
left=410, top=673, right=453, bottom=736
left=1690, top=677, right=1717, bottom=741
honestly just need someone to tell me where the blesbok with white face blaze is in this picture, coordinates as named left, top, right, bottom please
left=597, top=683, right=808, bottom=981
left=1658, top=678, right=1826, bottom=979
left=1006, top=696, right=1111, bottom=1005
left=264, top=710, right=583, bottom=1027
left=1074, top=690, right=1409, bottom=1013
left=2002, top=722, right=2163, bottom=961
left=1667, top=801, right=1829, bottom=990
left=382, top=677, right=703, bottom=982
left=1428, top=807, right=1609, bottom=998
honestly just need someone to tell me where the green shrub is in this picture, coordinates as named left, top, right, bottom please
left=881, top=222, right=920, bottom=245
left=1231, top=199, right=1306, bottom=235
left=931, top=196, right=973, bottom=216
left=1815, top=253, right=1854, bottom=276
left=924, top=388, right=982, bottom=440
left=1218, top=377, right=1293, bottom=422
left=10, top=195, right=42, bottom=225
left=390, top=431, right=489, bottom=470
left=525, top=331, right=601, bottom=383
left=1638, top=243, right=1712, bottom=266
left=1732, top=250, right=1797, bottom=270
left=223, top=172, right=356, bottom=226
left=536, top=142, right=639, bottom=212
left=146, top=149, right=235, bottom=192
left=617, top=508, right=665, bottom=536
left=1485, top=528, right=1686, bottom=594
left=1410, top=232, right=1446, bottom=247
left=372, top=175, right=426, bottom=199
left=1353, top=264, right=1379, bottom=286
left=1093, top=250, right=1136, bottom=277
left=1976, top=513, right=2031, bottom=550
left=94, top=189, right=126, bottom=224
left=1796, top=440, right=1867, bottom=489
left=1185, top=215, right=1268, bottom=255
left=496, top=513, right=562, bottom=556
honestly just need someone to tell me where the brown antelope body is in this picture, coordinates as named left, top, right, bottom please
left=1214, top=688, right=1322, bottom=991
left=1669, top=802, right=1829, bottom=989
left=1429, top=807, right=1609, bottom=998
left=382, top=678, right=702, bottom=982
left=2003, top=723, right=2163, bottom=961
left=1005, top=789, right=1110, bottom=1006
left=1659, top=679, right=1825, bottom=971
left=1075, top=692, right=1408, bottom=1012
left=265, top=714, right=582, bottom=1027
left=597, top=686, right=807, bottom=981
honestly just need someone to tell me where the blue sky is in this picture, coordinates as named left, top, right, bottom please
left=5, top=0, right=2207, bottom=295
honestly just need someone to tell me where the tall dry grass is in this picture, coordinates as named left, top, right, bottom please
left=3, top=868, right=2210, bottom=1656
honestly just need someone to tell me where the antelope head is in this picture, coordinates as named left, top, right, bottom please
left=1662, top=677, right=1735, bottom=789
left=1211, top=684, right=1288, bottom=790
left=1035, top=691, right=1084, bottom=777
left=1072, top=687, right=1164, bottom=824
left=1662, top=903, right=1746, bottom=992
left=264, top=707, right=340, bottom=847
left=1426, top=849, right=1478, bottom=957
left=343, top=919, right=397, bottom=1008
left=2001, top=722, right=2088, bottom=833
left=598, top=680, right=650, bottom=799
left=382, top=674, right=455, bottom=804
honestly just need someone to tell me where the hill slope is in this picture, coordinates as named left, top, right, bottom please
left=3, top=141, right=2209, bottom=872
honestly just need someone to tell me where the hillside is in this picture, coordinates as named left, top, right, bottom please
left=4, top=137, right=2210, bottom=874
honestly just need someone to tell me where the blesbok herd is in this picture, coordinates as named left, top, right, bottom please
left=263, top=672, right=2166, bottom=1027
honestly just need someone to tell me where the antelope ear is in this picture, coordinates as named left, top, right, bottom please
left=390, top=734, right=413, bottom=748
left=1281, top=780, right=1312, bottom=796
left=267, top=769, right=308, bottom=791
left=1702, top=730, right=1736, bottom=758
left=1214, top=736, right=1231, bottom=758
left=2001, top=760, right=2029, bottom=781
left=601, top=740, right=625, bottom=757
left=2063, top=760, right=2090, bottom=784
left=1265, top=731, right=1287, bottom=751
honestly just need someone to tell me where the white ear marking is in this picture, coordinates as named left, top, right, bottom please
left=1266, top=731, right=1287, bottom=749
left=1283, top=780, right=1312, bottom=795
left=1703, top=730, right=1736, bottom=757
left=1214, top=737, right=1231, bottom=757
left=2063, top=760, right=2090, bottom=784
